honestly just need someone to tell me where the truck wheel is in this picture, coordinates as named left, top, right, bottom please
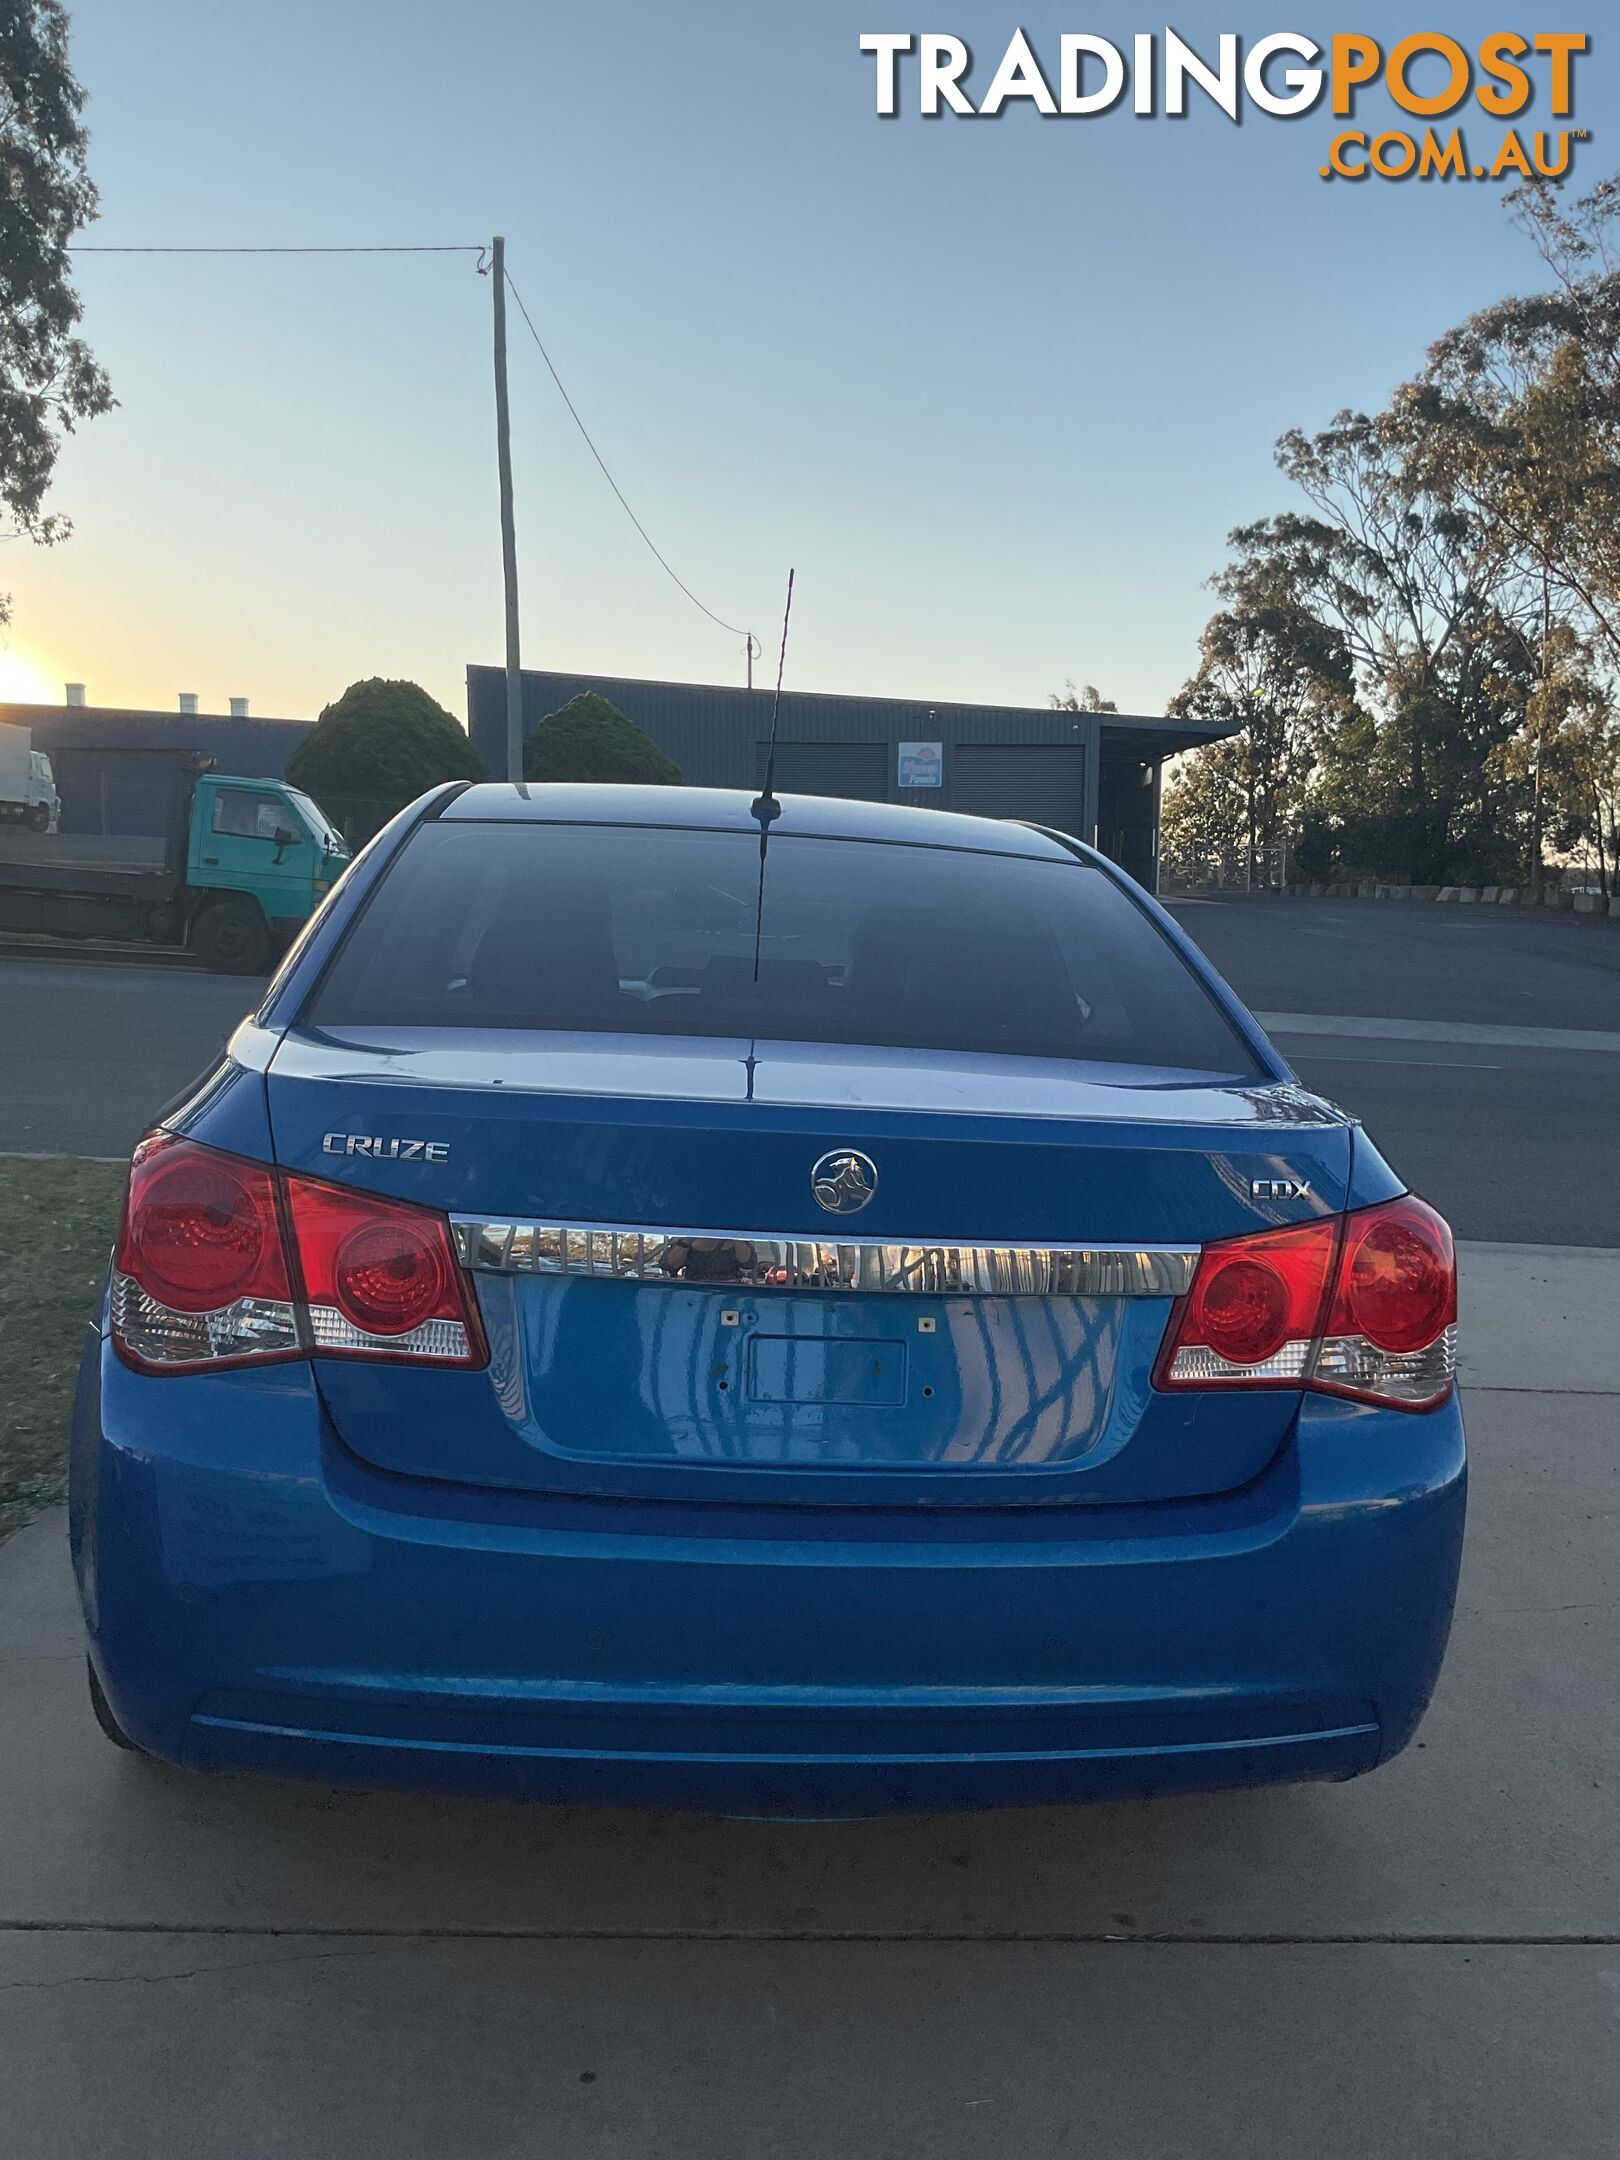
left=87, top=1659, right=143, bottom=1754
left=27, top=802, right=50, bottom=832
left=192, top=900, right=271, bottom=975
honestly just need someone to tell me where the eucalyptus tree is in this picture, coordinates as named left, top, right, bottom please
left=0, top=0, right=112, bottom=603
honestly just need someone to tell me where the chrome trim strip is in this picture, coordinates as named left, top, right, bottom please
left=449, top=1219, right=1196, bottom=1297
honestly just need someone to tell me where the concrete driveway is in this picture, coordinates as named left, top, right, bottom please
left=2, top=1244, right=1617, bottom=2157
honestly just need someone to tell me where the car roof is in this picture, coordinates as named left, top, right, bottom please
left=438, top=783, right=1084, bottom=860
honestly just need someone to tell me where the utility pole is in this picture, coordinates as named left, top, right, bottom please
left=491, top=236, right=524, bottom=782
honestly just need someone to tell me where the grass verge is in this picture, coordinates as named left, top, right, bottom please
left=0, top=1156, right=125, bottom=1540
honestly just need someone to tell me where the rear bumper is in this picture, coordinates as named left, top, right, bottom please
left=70, top=1332, right=1465, bottom=1814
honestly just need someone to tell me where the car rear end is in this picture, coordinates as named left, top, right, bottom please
left=70, top=785, right=1465, bottom=1813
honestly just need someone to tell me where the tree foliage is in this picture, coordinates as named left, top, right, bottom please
left=523, top=692, right=682, bottom=785
left=1165, top=172, right=1620, bottom=894
left=0, top=1, right=114, bottom=609
left=1415, top=176, right=1620, bottom=671
left=287, top=679, right=486, bottom=842
left=1050, top=680, right=1118, bottom=713
left=1163, top=562, right=1355, bottom=888
left=1487, top=625, right=1620, bottom=895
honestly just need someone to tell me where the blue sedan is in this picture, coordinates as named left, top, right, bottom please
left=70, top=784, right=1464, bottom=1813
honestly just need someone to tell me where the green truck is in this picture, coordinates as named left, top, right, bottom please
left=0, top=752, right=350, bottom=972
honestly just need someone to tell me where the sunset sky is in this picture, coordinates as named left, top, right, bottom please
left=4, top=2, right=1611, bottom=725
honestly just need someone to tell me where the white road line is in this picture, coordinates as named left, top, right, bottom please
left=0, top=1149, right=128, bottom=1164
left=1256, top=1012, right=1620, bottom=1055
left=1290, top=1051, right=1504, bottom=1070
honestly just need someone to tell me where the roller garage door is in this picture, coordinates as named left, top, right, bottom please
left=755, top=741, right=889, bottom=802
left=950, top=745, right=1087, bottom=834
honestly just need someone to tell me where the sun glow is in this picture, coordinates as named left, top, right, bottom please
left=0, top=646, right=63, bottom=707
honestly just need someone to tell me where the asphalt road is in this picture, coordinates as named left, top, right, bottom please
left=2, top=900, right=1618, bottom=1240
left=1166, top=893, right=1620, bottom=1029
left=0, top=955, right=261, bottom=1157
left=1168, top=899, right=1620, bottom=1246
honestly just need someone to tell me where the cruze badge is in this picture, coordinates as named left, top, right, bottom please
left=323, top=1134, right=450, bottom=1164
left=812, top=1149, right=878, bottom=1216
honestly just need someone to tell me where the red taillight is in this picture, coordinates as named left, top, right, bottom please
left=285, top=1174, right=483, bottom=1362
left=1171, top=1221, right=1337, bottom=1377
left=113, top=1138, right=300, bottom=1371
left=1312, top=1194, right=1456, bottom=1409
left=1195, top=1259, right=1289, bottom=1364
left=117, top=1138, right=288, bottom=1314
left=1157, top=1197, right=1457, bottom=1413
left=1329, top=1197, right=1456, bottom=1356
left=111, top=1136, right=485, bottom=1374
left=339, top=1223, right=448, bottom=1333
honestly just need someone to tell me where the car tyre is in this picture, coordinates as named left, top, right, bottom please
left=86, top=1659, right=144, bottom=1754
left=191, top=899, right=271, bottom=975
left=27, top=801, right=51, bottom=832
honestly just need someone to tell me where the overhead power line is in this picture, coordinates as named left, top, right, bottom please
left=70, top=243, right=487, bottom=256
left=501, top=268, right=754, bottom=645
left=64, top=236, right=761, bottom=671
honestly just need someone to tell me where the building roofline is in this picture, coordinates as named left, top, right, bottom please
left=1101, top=711, right=1237, bottom=741
left=0, top=700, right=314, bottom=729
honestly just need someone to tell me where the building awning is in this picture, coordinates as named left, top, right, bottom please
left=1101, top=714, right=1241, bottom=761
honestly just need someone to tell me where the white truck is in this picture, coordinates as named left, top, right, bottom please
left=0, top=722, right=60, bottom=832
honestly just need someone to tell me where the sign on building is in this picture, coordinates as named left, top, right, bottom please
left=898, top=740, right=943, bottom=789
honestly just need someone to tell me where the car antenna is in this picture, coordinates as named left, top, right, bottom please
left=749, top=567, right=796, bottom=984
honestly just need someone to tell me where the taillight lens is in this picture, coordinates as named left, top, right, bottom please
left=111, top=1136, right=486, bottom=1374
left=1157, top=1196, right=1457, bottom=1413
left=285, top=1175, right=483, bottom=1364
left=1332, top=1199, right=1455, bottom=1354
left=113, top=1137, right=300, bottom=1370
left=120, top=1142, right=280, bottom=1311
left=1313, top=1195, right=1456, bottom=1409
left=1156, top=1219, right=1338, bottom=1390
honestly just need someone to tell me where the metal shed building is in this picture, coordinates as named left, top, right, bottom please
left=1, top=702, right=315, bottom=838
left=467, top=667, right=1236, bottom=893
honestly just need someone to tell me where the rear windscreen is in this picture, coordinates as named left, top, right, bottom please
left=306, top=821, right=1263, bottom=1075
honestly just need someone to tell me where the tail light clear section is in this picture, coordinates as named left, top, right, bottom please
left=1157, top=1196, right=1457, bottom=1413
left=111, top=1136, right=486, bottom=1375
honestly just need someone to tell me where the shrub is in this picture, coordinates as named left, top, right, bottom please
left=522, top=692, right=681, bottom=785
left=287, top=679, right=485, bottom=843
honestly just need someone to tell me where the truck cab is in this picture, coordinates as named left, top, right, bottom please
left=0, top=725, right=60, bottom=831
left=186, top=777, right=351, bottom=971
left=0, top=759, right=350, bottom=973
left=27, top=750, right=59, bottom=832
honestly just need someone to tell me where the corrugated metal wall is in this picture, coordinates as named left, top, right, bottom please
left=950, top=745, right=1088, bottom=830
left=467, top=667, right=1101, bottom=834
left=2, top=704, right=317, bottom=839
left=5, top=704, right=314, bottom=775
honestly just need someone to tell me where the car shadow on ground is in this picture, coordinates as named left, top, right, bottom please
left=6, top=1380, right=1614, bottom=1945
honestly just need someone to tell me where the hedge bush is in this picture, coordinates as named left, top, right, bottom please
left=522, top=692, right=681, bottom=786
